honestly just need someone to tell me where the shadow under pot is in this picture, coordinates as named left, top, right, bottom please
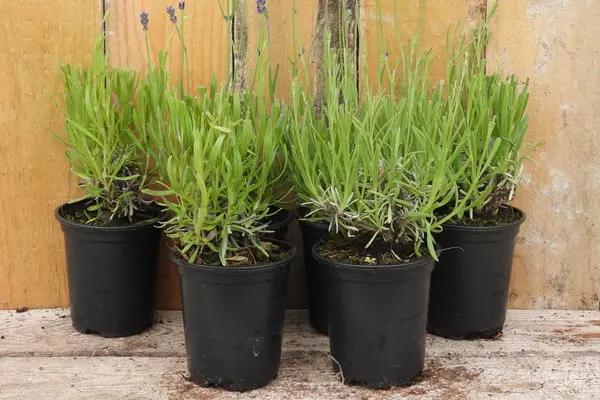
left=55, top=200, right=161, bottom=338
left=173, top=240, right=295, bottom=392
left=313, top=243, right=434, bottom=389
left=298, top=220, right=330, bottom=335
left=428, top=207, right=525, bottom=339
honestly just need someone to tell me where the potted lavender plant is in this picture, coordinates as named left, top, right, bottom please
left=288, top=23, right=467, bottom=386
left=428, top=20, right=529, bottom=339
left=55, top=39, right=160, bottom=337
left=137, top=2, right=296, bottom=390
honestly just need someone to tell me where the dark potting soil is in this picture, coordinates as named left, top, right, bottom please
left=318, top=235, right=423, bottom=266
left=177, top=240, right=292, bottom=268
left=444, top=206, right=522, bottom=227
left=63, top=204, right=158, bottom=227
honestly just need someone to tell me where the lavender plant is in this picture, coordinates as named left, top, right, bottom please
left=133, top=4, right=193, bottom=185
left=286, top=0, right=486, bottom=261
left=256, top=0, right=267, bottom=15
left=60, top=39, right=154, bottom=225
left=444, top=14, right=529, bottom=223
left=168, top=2, right=191, bottom=96
left=287, top=24, right=466, bottom=261
left=137, top=1, right=288, bottom=266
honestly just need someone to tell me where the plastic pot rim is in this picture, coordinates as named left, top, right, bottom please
left=311, top=240, right=435, bottom=273
left=171, top=239, right=297, bottom=273
left=298, top=218, right=330, bottom=233
left=441, top=206, right=526, bottom=233
left=55, top=199, right=161, bottom=233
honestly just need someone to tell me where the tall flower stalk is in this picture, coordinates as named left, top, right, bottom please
left=165, top=3, right=191, bottom=97
left=139, top=11, right=152, bottom=70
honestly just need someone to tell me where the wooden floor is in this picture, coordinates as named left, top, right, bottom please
left=1, top=309, right=599, bottom=399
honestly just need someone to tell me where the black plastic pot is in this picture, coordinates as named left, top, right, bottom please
left=263, top=208, right=293, bottom=240
left=314, top=244, right=434, bottom=389
left=55, top=200, right=161, bottom=338
left=428, top=208, right=525, bottom=339
left=173, top=241, right=295, bottom=392
left=299, top=220, right=329, bottom=334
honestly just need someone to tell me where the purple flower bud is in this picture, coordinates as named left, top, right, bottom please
left=256, top=0, right=267, bottom=15
left=167, top=5, right=177, bottom=24
left=139, top=11, right=149, bottom=31
left=178, top=1, right=185, bottom=10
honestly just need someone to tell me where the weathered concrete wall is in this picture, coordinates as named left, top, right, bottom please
left=488, top=0, right=600, bottom=309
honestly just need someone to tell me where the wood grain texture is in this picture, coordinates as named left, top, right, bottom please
left=311, top=0, right=358, bottom=112
left=2, top=309, right=599, bottom=357
left=487, top=0, right=600, bottom=309
left=105, top=0, right=230, bottom=85
left=0, top=0, right=101, bottom=309
left=360, top=0, right=484, bottom=88
left=0, top=309, right=599, bottom=399
left=236, top=0, right=318, bottom=100
left=2, top=354, right=599, bottom=400
left=270, top=0, right=320, bottom=100
left=105, top=0, right=231, bottom=310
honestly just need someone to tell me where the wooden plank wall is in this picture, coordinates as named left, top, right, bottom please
left=1, top=1, right=598, bottom=310
left=0, top=0, right=101, bottom=309
left=360, top=0, right=484, bottom=87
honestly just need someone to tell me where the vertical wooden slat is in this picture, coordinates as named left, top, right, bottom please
left=106, top=0, right=231, bottom=310
left=106, top=0, right=230, bottom=86
left=487, top=0, right=600, bottom=310
left=0, top=0, right=102, bottom=309
left=360, top=0, right=484, bottom=87
left=270, top=0, right=320, bottom=100
left=233, top=0, right=249, bottom=91
left=311, top=0, right=358, bottom=111
left=237, top=0, right=319, bottom=100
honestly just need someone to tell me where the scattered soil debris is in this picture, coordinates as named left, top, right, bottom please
left=409, top=359, right=482, bottom=399
left=576, top=332, right=600, bottom=339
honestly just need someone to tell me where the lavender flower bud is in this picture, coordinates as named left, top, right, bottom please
left=256, top=0, right=267, bottom=15
left=167, top=5, right=177, bottom=24
left=178, top=1, right=185, bottom=10
left=139, top=11, right=149, bottom=31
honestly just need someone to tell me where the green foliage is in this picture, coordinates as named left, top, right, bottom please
left=132, top=51, right=171, bottom=182
left=135, top=3, right=286, bottom=266
left=146, top=81, right=287, bottom=266
left=287, top=26, right=468, bottom=259
left=61, top=39, right=153, bottom=225
left=286, top=2, right=529, bottom=259
left=445, top=20, right=529, bottom=221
